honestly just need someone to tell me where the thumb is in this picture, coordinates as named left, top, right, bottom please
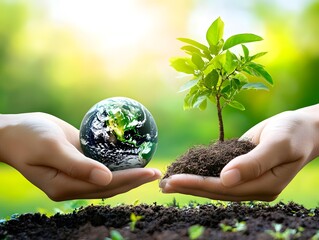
left=50, top=144, right=113, bottom=186
left=220, top=141, right=281, bottom=187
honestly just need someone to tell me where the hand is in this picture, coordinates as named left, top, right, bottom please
left=160, top=105, right=319, bottom=201
left=0, top=113, right=161, bottom=201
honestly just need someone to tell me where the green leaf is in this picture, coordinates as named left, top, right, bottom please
left=191, top=54, right=205, bottom=69
left=206, top=17, right=224, bottom=47
left=224, top=50, right=238, bottom=74
left=110, top=230, right=125, bottom=240
left=242, top=82, right=269, bottom=91
left=233, top=72, right=248, bottom=84
left=183, top=86, right=198, bottom=110
left=231, top=78, right=241, bottom=90
left=192, top=93, right=208, bottom=109
left=241, top=44, right=249, bottom=60
left=209, top=39, right=224, bottom=55
left=250, top=51, right=267, bottom=61
left=170, top=57, right=195, bottom=74
left=223, top=33, right=263, bottom=50
left=205, top=53, right=226, bottom=73
left=221, top=84, right=231, bottom=95
left=204, top=69, right=219, bottom=88
left=244, top=62, right=273, bottom=85
left=208, top=94, right=216, bottom=104
left=181, top=45, right=206, bottom=57
left=177, top=38, right=209, bottom=52
left=188, top=225, right=205, bottom=240
left=228, top=100, right=245, bottom=111
left=199, top=99, right=207, bottom=111
left=178, top=78, right=199, bottom=93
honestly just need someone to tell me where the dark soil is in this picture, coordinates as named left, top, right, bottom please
left=1, top=202, right=319, bottom=239
left=164, top=139, right=256, bottom=178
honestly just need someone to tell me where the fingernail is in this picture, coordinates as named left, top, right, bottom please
left=161, top=183, right=173, bottom=193
left=221, top=169, right=241, bottom=187
left=89, top=168, right=111, bottom=186
left=159, top=179, right=167, bottom=188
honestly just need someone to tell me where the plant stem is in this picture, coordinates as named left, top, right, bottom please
left=216, top=95, right=224, bottom=141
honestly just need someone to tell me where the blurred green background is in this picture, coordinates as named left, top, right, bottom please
left=1, top=0, right=319, bottom=218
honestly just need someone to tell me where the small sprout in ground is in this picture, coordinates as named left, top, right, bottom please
left=67, top=199, right=89, bottom=209
left=166, top=197, right=180, bottom=208
left=133, top=199, right=140, bottom=206
left=265, top=223, right=304, bottom=240
left=185, top=200, right=201, bottom=208
left=53, top=208, right=65, bottom=214
left=220, top=220, right=247, bottom=233
left=0, top=218, right=7, bottom=225
left=309, top=208, right=316, bottom=217
left=311, top=230, right=319, bottom=240
left=130, top=213, right=143, bottom=232
left=188, top=224, right=205, bottom=240
left=104, top=230, right=125, bottom=240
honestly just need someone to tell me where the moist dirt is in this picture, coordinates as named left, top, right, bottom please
left=164, top=139, right=256, bottom=178
left=1, top=202, right=319, bottom=239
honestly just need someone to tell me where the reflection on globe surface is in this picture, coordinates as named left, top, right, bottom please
left=80, top=97, right=158, bottom=171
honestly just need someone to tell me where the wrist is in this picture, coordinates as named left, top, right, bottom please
left=0, top=114, right=8, bottom=163
left=0, top=114, right=17, bottom=165
left=297, top=104, right=319, bottom=160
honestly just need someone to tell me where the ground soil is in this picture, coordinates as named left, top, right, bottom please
left=164, top=139, right=256, bottom=178
left=1, top=202, right=319, bottom=239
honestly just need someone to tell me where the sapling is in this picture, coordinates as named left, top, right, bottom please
left=265, top=223, right=304, bottom=240
left=219, top=220, right=247, bottom=233
left=129, top=213, right=143, bottom=232
left=188, top=224, right=205, bottom=240
left=170, top=17, right=273, bottom=141
left=104, top=230, right=125, bottom=240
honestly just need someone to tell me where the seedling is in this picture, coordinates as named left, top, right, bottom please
left=311, top=230, right=319, bottom=240
left=129, top=213, right=143, bottom=232
left=219, top=220, right=247, bottom=233
left=170, top=17, right=273, bottom=141
left=104, top=230, right=125, bottom=240
left=265, top=223, right=304, bottom=240
left=188, top=224, right=205, bottom=240
left=166, top=197, right=180, bottom=208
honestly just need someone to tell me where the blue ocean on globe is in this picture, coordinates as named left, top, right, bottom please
left=80, top=97, right=158, bottom=171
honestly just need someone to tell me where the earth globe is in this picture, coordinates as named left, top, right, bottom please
left=80, top=97, right=158, bottom=171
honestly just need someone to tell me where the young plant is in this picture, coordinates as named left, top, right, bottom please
left=104, top=230, right=125, bottom=240
left=219, top=220, right=247, bottom=233
left=166, top=197, right=180, bottom=208
left=170, top=17, right=273, bottom=141
left=188, top=224, right=205, bottom=240
left=311, top=230, right=319, bottom=240
left=129, top=213, right=143, bottom=232
left=265, top=223, right=304, bottom=240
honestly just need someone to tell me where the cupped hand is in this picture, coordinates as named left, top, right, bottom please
left=0, top=113, right=161, bottom=201
left=160, top=106, right=319, bottom=201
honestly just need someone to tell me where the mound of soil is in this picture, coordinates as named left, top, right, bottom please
left=164, top=139, right=256, bottom=178
left=1, top=202, right=319, bottom=239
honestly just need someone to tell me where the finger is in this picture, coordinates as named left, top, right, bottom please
left=76, top=168, right=162, bottom=199
left=40, top=141, right=112, bottom=186
left=163, top=174, right=269, bottom=201
left=24, top=166, right=161, bottom=201
left=161, top=160, right=302, bottom=201
left=239, top=119, right=268, bottom=143
left=220, top=138, right=290, bottom=187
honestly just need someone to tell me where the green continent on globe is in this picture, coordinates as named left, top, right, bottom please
left=79, top=97, right=158, bottom=171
